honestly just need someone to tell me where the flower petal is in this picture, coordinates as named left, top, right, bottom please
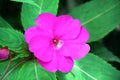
left=38, top=50, right=57, bottom=72
left=65, top=27, right=89, bottom=43
left=33, top=47, right=53, bottom=62
left=75, top=27, right=89, bottom=43
left=57, top=51, right=73, bottom=72
left=35, top=13, right=56, bottom=26
left=29, top=36, right=51, bottom=52
left=24, top=27, right=41, bottom=43
left=54, top=15, right=81, bottom=40
left=62, top=43, right=90, bottom=60
left=35, top=13, right=57, bottom=37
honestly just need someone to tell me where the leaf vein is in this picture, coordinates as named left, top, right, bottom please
left=74, top=65, right=97, bottom=80
left=82, top=1, right=120, bottom=25
left=34, top=59, right=38, bottom=80
left=39, top=0, right=43, bottom=14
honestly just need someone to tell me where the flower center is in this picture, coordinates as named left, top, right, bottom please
left=53, top=39, right=59, bottom=45
left=52, top=38, right=64, bottom=49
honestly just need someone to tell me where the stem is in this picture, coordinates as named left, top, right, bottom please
left=1, top=52, right=12, bottom=80
left=1, top=56, right=31, bottom=80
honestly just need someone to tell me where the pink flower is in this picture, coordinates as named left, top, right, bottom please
left=0, top=47, right=9, bottom=60
left=24, top=13, right=90, bottom=72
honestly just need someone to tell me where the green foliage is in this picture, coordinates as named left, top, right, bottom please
left=21, top=0, right=59, bottom=30
left=0, top=59, right=56, bottom=80
left=0, top=0, right=120, bottom=80
left=70, top=0, right=120, bottom=42
left=90, top=42, right=120, bottom=63
left=57, top=54, right=120, bottom=80
left=0, top=61, right=9, bottom=79
left=0, top=28, right=29, bottom=57
left=0, top=59, right=21, bottom=79
left=11, top=0, right=38, bottom=6
left=0, top=16, right=12, bottom=28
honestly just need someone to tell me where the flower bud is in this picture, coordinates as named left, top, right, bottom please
left=0, top=47, right=9, bottom=60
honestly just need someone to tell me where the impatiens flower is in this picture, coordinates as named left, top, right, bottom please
left=24, top=13, right=90, bottom=72
left=0, top=47, right=9, bottom=60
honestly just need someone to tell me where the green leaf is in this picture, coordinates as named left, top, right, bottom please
left=90, top=42, right=120, bottom=63
left=0, top=59, right=21, bottom=79
left=21, top=0, right=59, bottom=30
left=56, top=72, right=74, bottom=80
left=0, top=16, right=12, bottom=28
left=0, top=28, right=29, bottom=57
left=57, top=54, right=120, bottom=80
left=0, top=61, right=9, bottom=79
left=1, top=59, right=56, bottom=80
left=70, top=0, right=120, bottom=42
left=11, top=0, right=38, bottom=7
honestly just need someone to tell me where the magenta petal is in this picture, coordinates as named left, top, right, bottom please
left=76, top=27, right=89, bottom=43
left=57, top=51, right=73, bottom=72
left=24, top=27, right=41, bottom=43
left=35, top=13, right=56, bottom=26
left=29, top=36, right=51, bottom=52
left=54, top=15, right=81, bottom=40
left=35, top=13, right=56, bottom=37
left=62, top=43, right=90, bottom=60
left=24, top=27, right=54, bottom=44
left=34, top=47, right=53, bottom=62
left=38, top=50, right=57, bottom=72
left=65, top=27, right=89, bottom=43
